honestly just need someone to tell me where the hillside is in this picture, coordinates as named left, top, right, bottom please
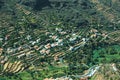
left=0, top=0, right=120, bottom=80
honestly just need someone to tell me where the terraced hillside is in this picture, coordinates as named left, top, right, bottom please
left=0, top=0, right=120, bottom=80
left=90, top=0, right=120, bottom=23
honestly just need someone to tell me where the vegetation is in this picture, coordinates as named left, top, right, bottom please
left=0, top=0, right=120, bottom=80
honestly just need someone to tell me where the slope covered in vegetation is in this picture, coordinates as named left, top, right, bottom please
left=0, top=0, right=120, bottom=80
